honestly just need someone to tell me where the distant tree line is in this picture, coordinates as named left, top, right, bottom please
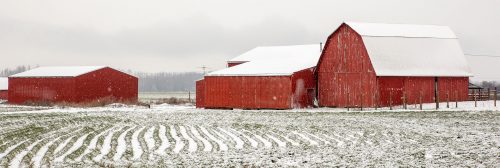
left=1, top=65, right=203, bottom=92
left=135, top=72, right=202, bottom=92
left=0, top=65, right=37, bottom=77
left=475, top=81, right=500, bottom=89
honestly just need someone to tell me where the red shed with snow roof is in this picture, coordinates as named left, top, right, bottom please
left=0, top=77, right=7, bottom=100
left=197, top=44, right=322, bottom=109
left=8, top=66, right=138, bottom=104
left=317, top=22, right=473, bottom=108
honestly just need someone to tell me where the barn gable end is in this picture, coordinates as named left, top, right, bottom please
left=317, top=23, right=378, bottom=107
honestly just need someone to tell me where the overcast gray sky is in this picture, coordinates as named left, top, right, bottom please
left=0, top=0, right=499, bottom=81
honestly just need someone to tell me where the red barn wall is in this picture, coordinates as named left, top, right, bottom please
left=291, top=68, right=316, bottom=108
left=76, top=68, right=138, bottom=103
left=404, top=77, right=436, bottom=105
left=8, top=77, right=77, bottom=104
left=204, top=76, right=292, bottom=109
left=317, top=23, right=378, bottom=108
left=378, top=77, right=469, bottom=107
left=0, top=90, right=7, bottom=99
left=438, top=77, right=469, bottom=102
left=378, top=77, right=435, bottom=107
left=195, top=79, right=205, bottom=108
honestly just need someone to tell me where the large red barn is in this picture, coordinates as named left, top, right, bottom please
left=0, top=77, right=7, bottom=100
left=317, top=22, right=473, bottom=108
left=8, top=66, right=138, bottom=104
left=197, top=44, right=322, bottom=109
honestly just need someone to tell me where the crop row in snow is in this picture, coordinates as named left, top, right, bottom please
left=0, top=104, right=499, bottom=167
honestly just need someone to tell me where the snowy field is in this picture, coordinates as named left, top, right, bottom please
left=0, top=102, right=499, bottom=167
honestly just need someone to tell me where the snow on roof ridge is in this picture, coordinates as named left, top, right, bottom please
left=228, top=44, right=323, bottom=62
left=344, top=21, right=457, bottom=39
left=10, top=66, right=107, bottom=78
left=0, top=77, right=7, bottom=90
left=210, top=44, right=321, bottom=76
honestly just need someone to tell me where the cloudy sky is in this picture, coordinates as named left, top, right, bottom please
left=0, top=0, right=499, bottom=81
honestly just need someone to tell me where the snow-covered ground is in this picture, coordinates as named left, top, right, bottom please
left=0, top=101, right=498, bottom=167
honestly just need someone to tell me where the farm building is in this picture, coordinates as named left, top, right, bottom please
left=8, top=66, right=138, bottom=104
left=317, top=22, right=473, bottom=108
left=0, top=77, right=7, bottom=100
left=197, top=44, right=322, bottom=109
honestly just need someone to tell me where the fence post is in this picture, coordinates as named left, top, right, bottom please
left=446, top=92, right=449, bottom=108
left=403, top=93, right=407, bottom=110
left=455, top=91, right=458, bottom=108
left=436, top=92, right=440, bottom=110
left=419, top=92, right=423, bottom=110
left=390, top=90, right=393, bottom=110
left=495, top=87, right=497, bottom=107
left=360, top=92, right=363, bottom=111
left=188, top=91, right=191, bottom=103
left=474, top=89, right=477, bottom=108
left=347, top=89, right=350, bottom=111
left=488, top=88, right=491, bottom=101
left=479, top=89, right=482, bottom=101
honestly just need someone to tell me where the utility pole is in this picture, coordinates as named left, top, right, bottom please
left=199, top=65, right=208, bottom=75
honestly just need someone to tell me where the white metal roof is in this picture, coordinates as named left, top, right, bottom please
left=0, top=77, right=7, bottom=90
left=209, top=44, right=322, bottom=76
left=343, top=22, right=472, bottom=77
left=345, top=22, right=457, bottom=38
left=10, top=66, right=106, bottom=78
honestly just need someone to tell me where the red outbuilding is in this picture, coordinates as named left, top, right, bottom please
left=317, top=22, right=473, bottom=108
left=8, top=66, right=138, bottom=104
left=0, top=77, right=7, bottom=100
left=197, top=44, right=322, bottom=109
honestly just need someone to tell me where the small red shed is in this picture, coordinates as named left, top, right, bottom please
left=198, top=44, right=322, bottom=109
left=195, top=79, right=205, bottom=108
left=317, top=22, right=473, bottom=108
left=8, top=66, right=138, bottom=104
left=0, top=77, right=7, bottom=100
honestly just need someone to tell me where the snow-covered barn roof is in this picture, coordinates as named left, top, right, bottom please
left=344, top=22, right=473, bottom=77
left=227, top=46, right=285, bottom=63
left=10, top=66, right=106, bottom=78
left=0, top=77, right=7, bottom=90
left=209, top=44, right=322, bottom=76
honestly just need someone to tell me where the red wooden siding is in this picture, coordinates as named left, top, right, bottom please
left=317, top=23, right=378, bottom=107
left=377, top=77, right=434, bottom=107
left=204, top=76, right=293, bottom=109
left=8, top=68, right=137, bottom=104
left=195, top=79, right=205, bottom=108
left=8, top=78, right=77, bottom=104
left=438, top=77, right=469, bottom=102
left=404, top=77, right=435, bottom=105
left=378, top=77, right=405, bottom=107
left=0, top=90, right=8, bottom=99
left=76, top=67, right=138, bottom=102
